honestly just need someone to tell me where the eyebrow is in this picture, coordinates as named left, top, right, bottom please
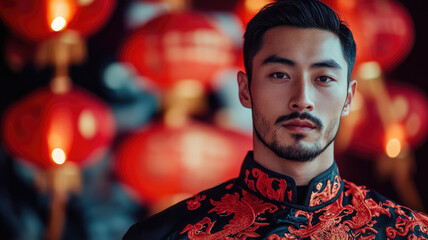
left=263, top=55, right=295, bottom=66
left=262, top=55, right=342, bottom=70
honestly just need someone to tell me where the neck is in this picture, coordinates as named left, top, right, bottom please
left=252, top=137, right=335, bottom=186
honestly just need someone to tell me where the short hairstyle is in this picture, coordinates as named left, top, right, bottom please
left=243, top=0, right=356, bottom=83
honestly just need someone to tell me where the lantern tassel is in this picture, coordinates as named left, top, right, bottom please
left=35, top=162, right=82, bottom=240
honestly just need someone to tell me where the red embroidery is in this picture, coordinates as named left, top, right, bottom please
left=287, top=194, right=350, bottom=239
left=288, top=190, right=293, bottom=203
left=244, top=170, right=256, bottom=192
left=181, top=190, right=277, bottom=239
left=343, top=180, right=390, bottom=234
left=184, top=163, right=428, bottom=239
left=186, top=195, right=206, bottom=211
left=283, top=180, right=396, bottom=239
left=384, top=202, right=428, bottom=239
left=309, top=175, right=341, bottom=207
left=267, top=233, right=298, bottom=240
left=245, top=168, right=291, bottom=202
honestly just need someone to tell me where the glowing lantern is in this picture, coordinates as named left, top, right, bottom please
left=67, top=0, right=116, bottom=38
left=120, top=11, right=235, bottom=90
left=323, top=0, right=414, bottom=71
left=346, top=83, right=428, bottom=157
left=115, top=121, right=252, bottom=205
left=0, top=0, right=115, bottom=41
left=2, top=87, right=116, bottom=169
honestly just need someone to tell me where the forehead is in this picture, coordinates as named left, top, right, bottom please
left=254, top=26, right=347, bottom=70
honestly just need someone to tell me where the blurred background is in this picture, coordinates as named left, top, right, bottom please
left=0, top=0, right=427, bottom=239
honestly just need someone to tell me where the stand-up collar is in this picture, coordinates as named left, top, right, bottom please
left=238, top=152, right=343, bottom=209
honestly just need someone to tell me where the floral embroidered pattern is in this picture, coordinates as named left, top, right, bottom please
left=186, top=194, right=206, bottom=210
left=309, top=175, right=341, bottom=207
left=181, top=190, right=277, bottom=239
left=244, top=168, right=291, bottom=202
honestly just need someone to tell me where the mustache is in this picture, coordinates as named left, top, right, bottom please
left=275, top=112, right=323, bottom=129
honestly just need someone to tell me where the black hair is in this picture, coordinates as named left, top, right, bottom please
left=243, top=0, right=356, bottom=82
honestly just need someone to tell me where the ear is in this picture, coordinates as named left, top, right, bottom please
left=237, top=71, right=252, bottom=108
left=342, top=80, right=357, bottom=116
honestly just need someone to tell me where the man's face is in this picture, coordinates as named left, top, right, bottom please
left=238, top=26, right=356, bottom=162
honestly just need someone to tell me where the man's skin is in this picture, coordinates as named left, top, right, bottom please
left=238, top=26, right=357, bottom=186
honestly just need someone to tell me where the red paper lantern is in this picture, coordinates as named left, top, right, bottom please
left=323, top=0, right=414, bottom=71
left=119, top=11, right=235, bottom=90
left=67, top=0, right=115, bottom=38
left=346, top=83, right=428, bottom=157
left=115, top=121, right=252, bottom=204
left=2, top=87, right=116, bottom=169
left=0, top=0, right=115, bottom=41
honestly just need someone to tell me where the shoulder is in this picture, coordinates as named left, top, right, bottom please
left=342, top=179, right=428, bottom=238
left=122, top=179, right=238, bottom=240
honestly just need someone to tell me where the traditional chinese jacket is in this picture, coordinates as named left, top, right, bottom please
left=123, top=152, right=428, bottom=239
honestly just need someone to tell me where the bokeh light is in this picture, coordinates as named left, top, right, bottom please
left=386, top=138, right=401, bottom=158
left=52, top=148, right=66, bottom=164
left=51, top=16, right=67, bottom=31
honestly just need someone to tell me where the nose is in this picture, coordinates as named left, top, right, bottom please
left=288, top=78, right=314, bottom=112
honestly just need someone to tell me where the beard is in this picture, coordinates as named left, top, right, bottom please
left=253, top=110, right=340, bottom=162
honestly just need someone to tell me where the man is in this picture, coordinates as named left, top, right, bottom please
left=123, top=0, right=428, bottom=239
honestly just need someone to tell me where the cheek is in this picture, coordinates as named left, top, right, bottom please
left=319, top=97, right=344, bottom=136
left=252, top=79, right=293, bottom=104
left=325, top=113, right=341, bottom=137
left=317, top=92, right=347, bottom=121
left=253, top=109, right=271, bottom=137
left=251, top=85, right=286, bottom=112
left=252, top=96, right=278, bottom=127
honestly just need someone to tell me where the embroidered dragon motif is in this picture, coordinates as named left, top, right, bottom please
left=181, top=190, right=277, bottom=239
left=384, top=201, right=428, bottom=239
left=272, top=180, right=409, bottom=239
left=309, top=175, right=341, bottom=207
left=177, top=157, right=428, bottom=239
left=244, top=168, right=292, bottom=202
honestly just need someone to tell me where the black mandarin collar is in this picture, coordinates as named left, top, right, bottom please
left=238, top=152, right=344, bottom=210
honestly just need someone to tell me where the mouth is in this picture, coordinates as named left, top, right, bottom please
left=282, top=119, right=317, bottom=132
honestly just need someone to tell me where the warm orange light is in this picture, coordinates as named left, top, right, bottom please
left=78, top=110, right=97, bottom=139
left=386, top=138, right=401, bottom=158
left=358, top=61, right=382, bottom=80
left=351, top=91, right=363, bottom=112
left=52, top=148, right=66, bottom=164
left=47, top=108, right=73, bottom=162
left=48, top=0, right=77, bottom=32
left=385, top=124, right=405, bottom=144
left=245, top=0, right=271, bottom=13
left=337, top=0, right=357, bottom=11
left=78, top=0, right=94, bottom=6
left=51, top=17, right=67, bottom=31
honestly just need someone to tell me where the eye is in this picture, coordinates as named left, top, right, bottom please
left=315, top=76, right=334, bottom=83
left=271, top=72, right=289, bottom=79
